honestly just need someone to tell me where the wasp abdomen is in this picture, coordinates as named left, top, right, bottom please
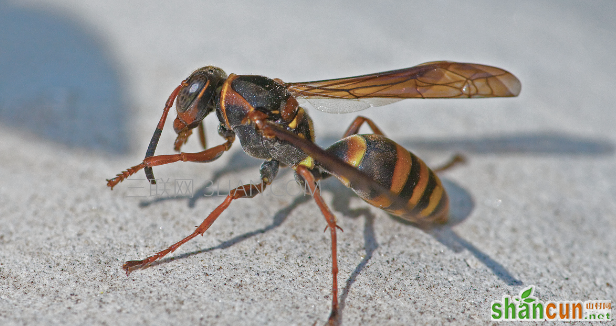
left=325, top=134, right=448, bottom=223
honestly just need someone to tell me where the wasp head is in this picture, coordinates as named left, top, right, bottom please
left=173, top=66, right=227, bottom=134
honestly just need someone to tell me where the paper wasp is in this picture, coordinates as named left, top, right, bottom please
left=107, top=61, right=520, bottom=324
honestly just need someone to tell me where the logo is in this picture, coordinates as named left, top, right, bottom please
left=491, top=286, right=611, bottom=321
left=124, top=178, right=320, bottom=198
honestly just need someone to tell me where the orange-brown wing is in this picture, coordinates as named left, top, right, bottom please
left=285, top=61, right=521, bottom=113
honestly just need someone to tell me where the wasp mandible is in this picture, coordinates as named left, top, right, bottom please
left=107, top=61, right=520, bottom=323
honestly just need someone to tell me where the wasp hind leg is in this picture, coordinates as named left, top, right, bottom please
left=313, top=116, right=388, bottom=182
left=296, top=165, right=342, bottom=326
left=344, top=116, right=465, bottom=174
left=432, top=154, right=466, bottom=173
left=343, top=116, right=385, bottom=137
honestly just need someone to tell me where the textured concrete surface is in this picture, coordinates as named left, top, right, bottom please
left=1, top=1, right=615, bottom=325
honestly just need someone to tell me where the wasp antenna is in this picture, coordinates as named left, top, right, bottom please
left=143, top=81, right=187, bottom=183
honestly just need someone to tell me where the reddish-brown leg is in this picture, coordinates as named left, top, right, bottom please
left=173, top=129, right=193, bottom=152
left=173, top=121, right=207, bottom=152
left=197, top=121, right=207, bottom=150
left=342, top=116, right=385, bottom=137
left=296, top=165, right=341, bottom=325
left=144, top=81, right=189, bottom=181
left=123, top=182, right=266, bottom=275
left=432, top=154, right=466, bottom=173
left=343, top=116, right=464, bottom=175
left=107, top=137, right=234, bottom=189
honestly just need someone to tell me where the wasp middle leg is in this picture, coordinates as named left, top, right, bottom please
left=123, top=160, right=279, bottom=274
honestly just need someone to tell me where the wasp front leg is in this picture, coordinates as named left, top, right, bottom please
left=197, top=121, right=207, bottom=149
left=173, top=121, right=208, bottom=152
left=107, top=133, right=235, bottom=189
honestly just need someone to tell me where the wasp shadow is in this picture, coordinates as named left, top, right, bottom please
left=316, top=177, right=379, bottom=324
left=315, top=131, right=614, bottom=157
left=139, top=130, right=613, bottom=208
left=0, top=1, right=129, bottom=153
left=136, top=162, right=520, bottom=325
left=143, top=192, right=312, bottom=270
left=137, top=131, right=598, bottom=290
left=309, top=176, right=521, bottom=325
left=139, top=172, right=379, bottom=326
left=399, top=131, right=614, bottom=156
left=138, top=149, right=283, bottom=208
left=392, top=179, right=523, bottom=286
left=137, top=130, right=605, bottom=304
left=138, top=131, right=593, bottom=295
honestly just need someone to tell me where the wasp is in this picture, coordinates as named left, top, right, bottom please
left=107, top=61, right=520, bottom=324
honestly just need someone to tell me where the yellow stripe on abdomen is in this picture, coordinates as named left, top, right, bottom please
left=390, top=144, right=411, bottom=194
left=344, top=135, right=367, bottom=168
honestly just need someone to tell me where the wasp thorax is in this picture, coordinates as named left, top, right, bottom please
left=229, top=75, right=295, bottom=123
left=174, top=66, right=227, bottom=133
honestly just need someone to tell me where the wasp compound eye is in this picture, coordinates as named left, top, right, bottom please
left=176, top=76, right=208, bottom=114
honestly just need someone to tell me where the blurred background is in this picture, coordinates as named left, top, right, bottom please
left=1, top=1, right=614, bottom=325
left=3, top=0, right=614, bottom=155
